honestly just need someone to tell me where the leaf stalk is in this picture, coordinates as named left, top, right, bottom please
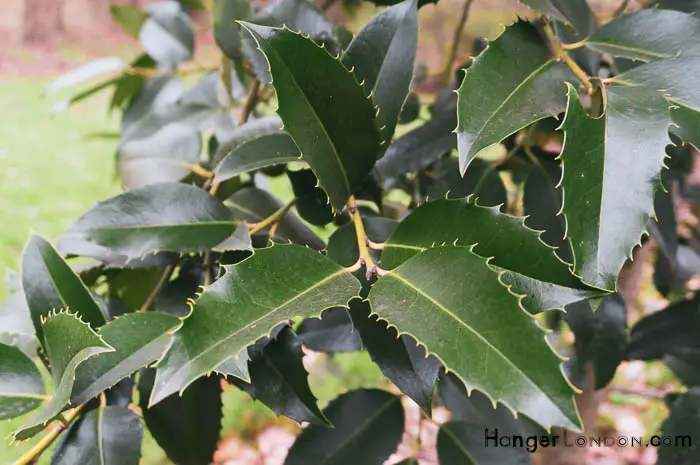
left=346, top=195, right=386, bottom=279
left=248, top=199, right=296, bottom=235
left=543, top=22, right=593, bottom=92
left=441, top=0, right=475, bottom=85
left=11, top=405, right=84, bottom=465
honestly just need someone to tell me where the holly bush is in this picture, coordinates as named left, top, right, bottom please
left=4, top=0, right=700, bottom=463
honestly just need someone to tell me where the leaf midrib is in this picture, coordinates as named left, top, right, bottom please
left=585, top=40, right=668, bottom=60
left=384, top=270, right=551, bottom=402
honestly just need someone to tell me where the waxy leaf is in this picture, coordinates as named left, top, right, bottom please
left=671, top=104, right=700, bottom=150
left=58, top=183, right=236, bottom=260
left=21, top=234, right=105, bottom=345
left=52, top=406, right=143, bottom=465
left=427, top=158, right=507, bottom=207
left=350, top=300, right=440, bottom=413
left=0, top=343, right=45, bottom=419
left=71, top=312, right=181, bottom=405
left=213, top=0, right=252, bottom=61
left=297, top=307, right=362, bottom=353
left=586, top=9, right=700, bottom=62
left=16, top=312, right=113, bottom=440
left=559, top=84, right=671, bottom=290
left=519, top=0, right=589, bottom=30
left=369, top=246, right=580, bottom=430
left=139, top=370, right=222, bottom=465
left=231, top=326, right=329, bottom=425
left=149, top=245, right=359, bottom=404
left=284, top=389, right=404, bottom=465
left=241, top=23, right=382, bottom=211
left=381, top=199, right=600, bottom=314
left=287, top=169, right=334, bottom=225
left=342, top=0, right=418, bottom=141
left=214, top=133, right=301, bottom=183
left=456, top=21, right=572, bottom=174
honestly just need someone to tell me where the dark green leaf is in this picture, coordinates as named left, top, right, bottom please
left=586, top=9, right=700, bottom=62
left=297, top=307, right=362, bottom=353
left=381, top=199, right=600, bottom=314
left=665, top=348, right=700, bottom=386
left=212, top=116, right=284, bottom=164
left=671, top=103, right=700, bottom=150
left=284, top=389, right=404, bottom=465
left=0, top=343, right=45, bottom=420
left=519, top=0, right=590, bottom=30
left=16, top=312, right=113, bottom=440
left=149, top=245, right=360, bottom=404
left=22, top=234, right=106, bottom=344
left=214, top=222, right=253, bottom=252
left=522, top=154, right=571, bottom=262
left=140, top=1, right=195, bottom=68
left=350, top=299, right=440, bottom=414
left=213, top=0, right=252, bottom=61
left=564, top=295, right=627, bottom=390
left=156, top=262, right=203, bottom=317
left=139, top=370, right=222, bottom=465
left=629, top=294, right=700, bottom=360
left=399, top=92, right=420, bottom=124
left=214, top=133, right=301, bottom=183
left=111, top=4, right=148, bottom=38
left=342, top=0, right=418, bottom=142
left=437, top=421, right=534, bottom=465
left=456, top=21, right=572, bottom=174
left=558, top=84, right=670, bottom=290
left=369, top=246, right=580, bottom=430
left=230, top=326, right=329, bottom=425
left=288, top=169, right=334, bottom=225
left=657, top=389, right=700, bottom=465
left=427, top=158, right=506, bottom=207
left=58, top=183, right=236, bottom=260
left=241, top=24, right=382, bottom=211
left=119, top=122, right=202, bottom=189
left=376, top=88, right=456, bottom=178
left=71, top=312, right=180, bottom=405
left=51, top=406, right=143, bottom=465
left=226, top=187, right=325, bottom=249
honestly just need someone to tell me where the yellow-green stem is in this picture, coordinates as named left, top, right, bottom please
left=249, top=199, right=296, bottom=235
left=543, top=23, right=593, bottom=92
left=12, top=405, right=85, bottom=465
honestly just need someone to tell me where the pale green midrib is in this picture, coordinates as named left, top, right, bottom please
left=385, top=271, right=562, bottom=409
left=169, top=268, right=352, bottom=386
left=442, top=424, right=476, bottom=463
left=585, top=40, right=669, bottom=60
left=464, top=58, right=556, bottom=158
left=321, top=397, right=398, bottom=464
left=81, top=221, right=236, bottom=233
left=263, top=36, right=352, bottom=199
left=0, top=392, right=46, bottom=400
left=383, top=243, right=425, bottom=251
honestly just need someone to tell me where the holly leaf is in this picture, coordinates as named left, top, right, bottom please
left=519, top=0, right=589, bottom=30
left=381, top=199, right=601, bottom=314
left=288, top=168, right=334, bottom=226
left=350, top=299, right=440, bottom=414
left=0, top=343, right=45, bottom=420
left=71, top=312, right=181, bottom=405
left=51, top=406, right=143, bottom=465
left=21, top=234, right=106, bottom=345
left=149, top=245, right=360, bottom=404
left=16, top=312, right=113, bottom=440
left=241, top=23, right=382, bottom=211
left=230, top=326, right=329, bottom=425
left=657, top=389, right=700, bottom=465
left=297, top=307, right=362, bottom=353
left=671, top=104, right=700, bottom=150
left=140, top=1, right=195, bottom=68
left=558, top=84, right=671, bottom=290
left=342, top=0, right=418, bottom=142
left=214, top=133, right=301, bottom=184
left=564, top=295, right=628, bottom=390
left=368, top=246, right=580, bottom=430
left=139, top=370, right=222, bottom=465
left=426, top=158, right=506, bottom=207
left=58, top=183, right=236, bottom=260
left=586, top=9, right=700, bottom=62
left=284, top=389, right=404, bottom=465
left=213, top=0, right=252, bottom=61
left=45, top=57, right=127, bottom=95
left=665, top=348, right=700, bottom=386
left=456, top=21, right=572, bottom=174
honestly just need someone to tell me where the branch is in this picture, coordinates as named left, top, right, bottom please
left=543, top=22, right=593, bottom=92
left=345, top=196, right=386, bottom=279
left=12, top=405, right=84, bottom=465
left=441, top=0, right=475, bottom=85
left=240, top=78, right=261, bottom=125
left=248, top=199, right=296, bottom=235
left=613, top=0, right=630, bottom=17
left=140, top=263, right=176, bottom=311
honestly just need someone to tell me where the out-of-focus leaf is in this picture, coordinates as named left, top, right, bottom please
left=297, top=307, right=362, bottom=353
left=111, top=4, right=148, bottom=38
left=427, top=158, right=506, bottom=207
left=519, top=0, right=590, bottom=30
left=657, top=389, right=700, bottom=465
left=665, top=348, right=700, bottom=386
left=671, top=104, right=700, bottom=150
left=0, top=343, right=45, bottom=420
left=213, top=0, right=252, bottom=61
left=45, top=57, right=127, bottom=95
left=284, top=389, right=404, bottom=465
left=51, top=406, right=143, bottom=465
left=140, top=1, right=195, bottom=68
left=288, top=169, right=334, bottom=226
left=139, top=370, right=222, bottom=465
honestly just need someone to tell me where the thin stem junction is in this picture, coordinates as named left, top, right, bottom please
left=543, top=22, right=593, bottom=92
left=346, top=195, right=386, bottom=279
left=12, top=405, right=84, bottom=465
